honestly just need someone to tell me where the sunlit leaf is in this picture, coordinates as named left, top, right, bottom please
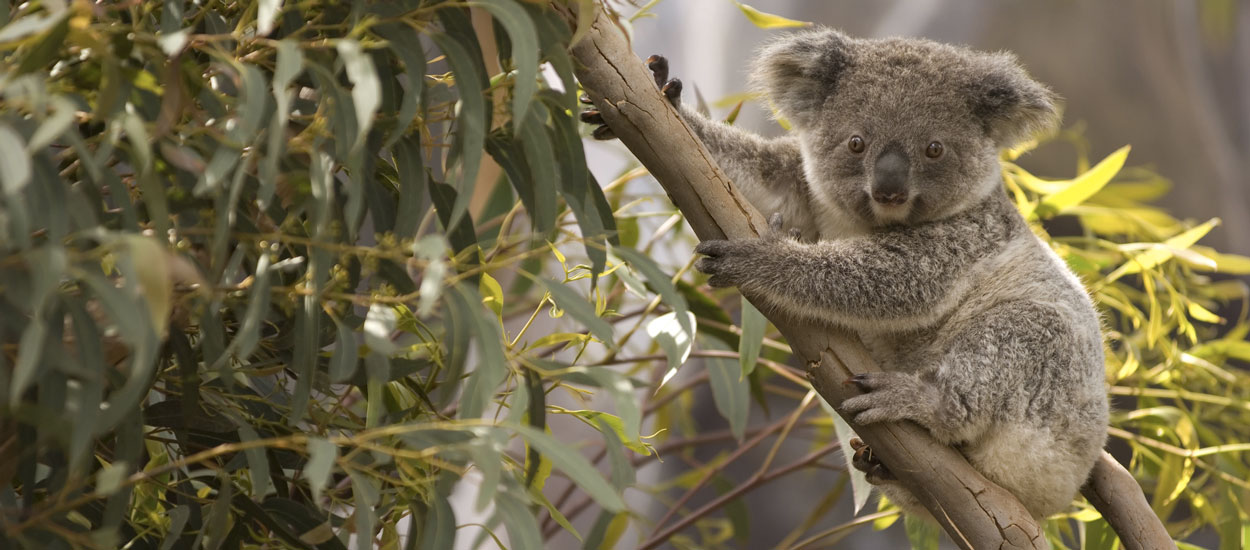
left=1033, top=145, right=1130, bottom=218
left=730, top=0, right=811, bottom=28
left=1104, top=218, right=1220, bottom=283
left=647, top=311, right=697, bottom=387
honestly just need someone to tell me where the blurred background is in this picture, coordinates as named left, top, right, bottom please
left=579, top=1, right=1249, bottom=547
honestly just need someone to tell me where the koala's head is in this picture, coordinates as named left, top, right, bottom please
left=752, top=28, right=1059, bottom=227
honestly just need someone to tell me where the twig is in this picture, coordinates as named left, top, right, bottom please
left=639, top=441, right=841, bottom=550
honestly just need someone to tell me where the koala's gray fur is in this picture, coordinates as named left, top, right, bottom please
left=679, top=28, right=1108, bottom=520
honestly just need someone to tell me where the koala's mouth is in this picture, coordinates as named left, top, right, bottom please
left=868, top=192, right=914, bottom=224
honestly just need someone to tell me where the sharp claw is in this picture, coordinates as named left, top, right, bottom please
left=789, top=228, right=803, bottom=241
left=646, top=54, right=669, bottom=88
left=849, top=374, right=870, bottom=392
left=848, top=437, right=866, bottom=451
left=579, top=93, right=593, bottom=105
left=661, top=78, right=682, bottom=106
left=591, top=125, right=617, bottom=141
left=580, top=110, right=604, bottom=124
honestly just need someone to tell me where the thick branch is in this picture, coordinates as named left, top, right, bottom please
left=1082, top=453, right=1177, bottom=550
left=555, top=3, right=1170, bottom=550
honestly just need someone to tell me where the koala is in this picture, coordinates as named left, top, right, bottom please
left=584, top=28, right=1108, bottom=521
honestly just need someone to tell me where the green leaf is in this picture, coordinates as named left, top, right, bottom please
left=738, top=296, right=766, bottom=377
left=0, top=10, right=64, bottom=44
left=329, top=315, right=359, bottom=383
left=364, top=303, right=399, bottom=355
left=259, top=39, right=303, bottom=209
left=420, top=492, right=457, bottom=550
left=904, top=513, right=941, bottom=550
left=158, top=505, right=191, bottom=550
left=516, top=104, right=559, bottom=232
left=647, top=311, right=697, bottom=387
left=375, top=24, right=426, bottom=148
left=95, top=460, right=130, bottom=496
left=0, top=123, right=32, bottom=194
left=536, top=278, right=614, bottom=345
left=27, top=96, right=77, bottom=152
left=730, top=0, right=811, bottom=28
left=349, top=470, right=379, bottom=550
left=391, top=135, right=429, bottom=239
left=303, top=435, right=337, bottom=505
left=232, top=249, right=273, bottom=362
left=593, top=416, right=635, bottom=490
left=473, top=0, right=538, bottom=124
left=611, top=245, right=691, bottom=336
left=1104, top=218, right=1220, bottom=283
left=430, top=31, right=486, bottom=227
left=494, top=487, right=543, bottom=550
left=706, top=342, right=749, bottom=441
left=336, top=39, right=380, bottom=153
left=1034, top=145, right=1130, bottom=218
left=452, top=283, right=508, bottom=419
left=827, top=400, right=871, bottom=514
left=513, top=424, right=626, bottom=511
left=236, top=423, right=274, bottom=497
left=257, top=0, right=282, bottom=35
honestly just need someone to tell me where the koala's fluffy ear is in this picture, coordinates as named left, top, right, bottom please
left=751, top=27, right=853, bottom=126
left=967, top=54, right=1061, bottom=147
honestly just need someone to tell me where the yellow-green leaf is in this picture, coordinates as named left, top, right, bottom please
left=1104, top=218, right=1220, bottom=283
left=730, top=0, right=811, bottom=28
left=480, top=272, right=504, bottom=320
left=1034, top=145, right=1130, bottom=218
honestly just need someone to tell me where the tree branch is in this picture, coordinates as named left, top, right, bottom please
left=554, top=3, right=1172, bottom=549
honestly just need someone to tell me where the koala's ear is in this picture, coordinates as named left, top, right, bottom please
left=967, top=55, right=1060, bottom=147
left=751, top=27, right=854, bottom=125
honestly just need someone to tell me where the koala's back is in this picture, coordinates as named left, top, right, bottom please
left=860, top=193, right=1107, bottom=518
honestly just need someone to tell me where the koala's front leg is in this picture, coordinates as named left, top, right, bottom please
left=840, top=373, right=942, bottom=430
left=694, top=213, right=803, bottom=289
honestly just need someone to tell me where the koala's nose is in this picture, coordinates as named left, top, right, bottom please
left=872, top=149, right=910, bottom=205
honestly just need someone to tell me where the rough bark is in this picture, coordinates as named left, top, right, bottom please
left=553, top=3, right=1172, bottom=549
left=1083, top=453, right=1178, bottom=550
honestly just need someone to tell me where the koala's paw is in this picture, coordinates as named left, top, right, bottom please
left=580, top=54, right=682, bottom=141
left=693, top=239, right=764, bottom=288
left=839, top=372, right=936, bottom=426
left=849, top=438, right=895, bottom=484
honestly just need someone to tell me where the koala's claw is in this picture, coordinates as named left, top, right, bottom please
left=694, top=239, right=754, bottom=288
left=591, top=125, right=617, bottom=141
left=582, top=54, right=682, bottom=140
left=848, top=438, right=896, bottom=484
left=661, top=78, right=683, bottom=105
left=646, top=54, right=669, bottom=87
left=647, top=54, right=683, bottom=108
left=579, top=109, right=605, bottom=125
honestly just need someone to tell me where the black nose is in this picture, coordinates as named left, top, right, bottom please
left=872, top=148, right=910, bottom=205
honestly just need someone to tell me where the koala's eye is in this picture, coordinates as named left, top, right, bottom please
left=848, top=135, right=865, bottom=154
left=926, top=141, right=944, bottom=159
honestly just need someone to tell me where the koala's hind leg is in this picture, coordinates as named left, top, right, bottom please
left=849, top=439, right=932, bottom=520
left=849, top=437, right=895, bottom=484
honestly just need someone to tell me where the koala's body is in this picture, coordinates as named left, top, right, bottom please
left=619, top=29, right=1109, bottom=520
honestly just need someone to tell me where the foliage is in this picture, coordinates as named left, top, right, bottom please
left=0, top=1, right=1246, bottom=550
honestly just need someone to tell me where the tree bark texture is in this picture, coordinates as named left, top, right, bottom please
left=553, top=3, right=1174, bottom=549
